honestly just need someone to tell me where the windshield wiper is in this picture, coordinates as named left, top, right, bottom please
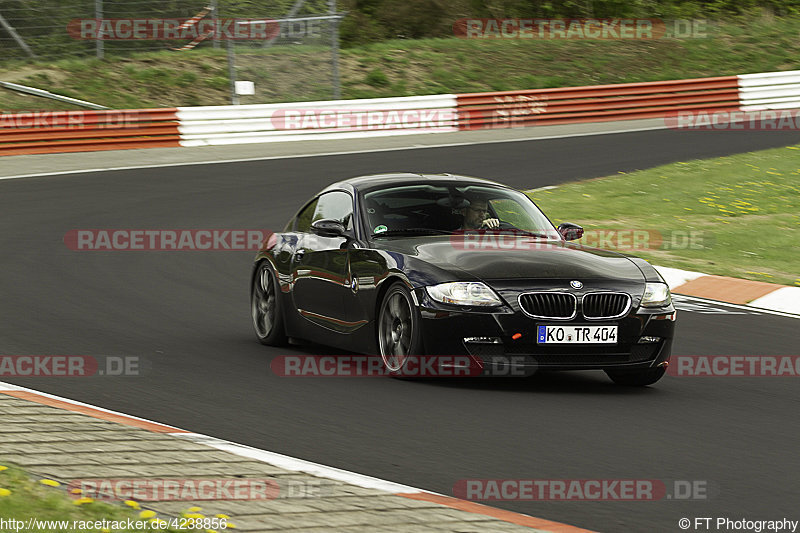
left=371, top=228, right=454, bottom=237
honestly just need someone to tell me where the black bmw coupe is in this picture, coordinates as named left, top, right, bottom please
left=251, top=173, right=676, bottom=386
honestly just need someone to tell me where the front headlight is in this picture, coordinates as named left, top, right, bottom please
left=426, top=281, right=503, bottom=307
left=641, top=282, right=672, bottom=308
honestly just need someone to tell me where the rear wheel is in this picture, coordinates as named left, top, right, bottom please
left=605, top=366, right=666, bottom=386
left=251, top=262, right=287, bottom=346
left=378, top=283, right=423, bottom=375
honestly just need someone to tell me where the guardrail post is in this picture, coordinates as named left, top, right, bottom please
left=0, top=12, right=36, bottom=58
left=210, top=0, right=219, bottom=49
left=329, top=0, right=341, bottom=100
left=95, top=0, right=104, bottom=59
left=227, top=38, right=239, bottom=105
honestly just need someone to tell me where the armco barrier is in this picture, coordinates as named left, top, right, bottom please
left=4, top=70, right=800, bottom=156
left=738, top=70, right=800, bottom=111
left=0, top=109, right=180, bottom=156
left=456, top=76, right=740, bottom=130
left=176, top=95, right=458, bottom=147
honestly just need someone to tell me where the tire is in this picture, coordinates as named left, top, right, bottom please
left=605, top=366, right=666, bottom=386
left=377, top=283, right=423, bottom=376
left=251, top=262, right=287, bottom=346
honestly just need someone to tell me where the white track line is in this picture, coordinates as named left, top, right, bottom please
left=174, top=432, right=424, bottom=494
left=0, top=379, right=425, bottom=494
left=0, top=125, right=668, bottom=182
left=0, top=380, right=185, bottom=429
left=672, top=294, right=800, bottom=319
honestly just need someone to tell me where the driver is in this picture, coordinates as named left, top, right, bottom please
left=460, top=197, right=500, bottom=230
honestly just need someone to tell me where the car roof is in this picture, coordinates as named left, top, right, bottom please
left=322, top=173, right=507, bottom=194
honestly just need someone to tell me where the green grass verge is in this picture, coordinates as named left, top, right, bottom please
left=3, top=15, right=800, bottom=109
left=0, top=465, right=221, bottom=532
left=527, top=145, right=800, bottom=288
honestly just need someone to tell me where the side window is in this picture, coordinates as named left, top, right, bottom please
left=313, top=191, right=354, bottom=232
left=295, top=198, right=319, bottom=233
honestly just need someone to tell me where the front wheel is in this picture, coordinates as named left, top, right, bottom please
left=251, top=262, right=287, bottom=346
left=605, top=366, right=666, bottom=386
left=378, top=283, right=423, bottom=375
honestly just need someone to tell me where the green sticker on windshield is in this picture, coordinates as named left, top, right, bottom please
left=374, top=225, right=388, bottom=234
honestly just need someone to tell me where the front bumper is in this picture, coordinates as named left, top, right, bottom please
left=415, top=288, right=675, bottom=375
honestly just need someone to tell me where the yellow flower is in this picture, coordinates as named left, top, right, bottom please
left=226, top=524, right=237, bottom=529
left=0, top=488, right=11, bottom=497
left=215, top=514, right=230, bottom=519
left=140, top=510, right=156, bottom=519
left=70, top=488, right=82, bottom=494
left=183, top=513, right=204, bottom=519
left=187, top=506, right=202, bottom=512
left=0, top=466, right=8, bottom=472
left=124, top=500, right=141, bottom=510
left=73, top=497, right=94, bottom=506
left=39, top=479, right=60, bottom=487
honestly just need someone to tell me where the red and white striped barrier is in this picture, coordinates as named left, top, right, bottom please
left=176, top=94, right=459, bottom=146
left=738, top=70, right=800, bottom=111
left=456, top=76, right=740, bottom=129
left=0, top=109, right=180, bottom=156
left=3, top=70, right=800, bottom=155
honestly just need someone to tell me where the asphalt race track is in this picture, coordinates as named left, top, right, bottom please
left=2, top=128, right=799, bottom=532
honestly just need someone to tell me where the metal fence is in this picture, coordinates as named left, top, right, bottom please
left=0, top=0, right=342, bottom=103
left=226, top=1, right=343, bottom=104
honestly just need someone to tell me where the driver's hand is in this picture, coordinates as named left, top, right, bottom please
left=481, top=218, right=500, bottom=229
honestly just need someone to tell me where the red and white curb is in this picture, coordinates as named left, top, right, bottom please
left=0, top=380, right=593, bottom=533
left=654, top=265, right=800, bottom=316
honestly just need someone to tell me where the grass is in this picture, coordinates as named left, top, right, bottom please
left=3, top=15, right=800, bottom=109
left=0, top=464, right=221, bottom=532
left=527, top=145, right=800, bottom=288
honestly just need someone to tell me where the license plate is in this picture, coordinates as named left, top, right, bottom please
left=537, top=325, right=617, bottom=344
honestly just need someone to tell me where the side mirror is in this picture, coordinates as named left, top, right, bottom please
left=557, top=222, right=584, bottom=241
left=311, top=218, right=347, bottom=238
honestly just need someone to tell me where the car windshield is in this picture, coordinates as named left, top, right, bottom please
left=361, top=183, right=559, bottom=237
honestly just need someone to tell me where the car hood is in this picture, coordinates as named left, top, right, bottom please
left=373, top=235, right=645, bottom=282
